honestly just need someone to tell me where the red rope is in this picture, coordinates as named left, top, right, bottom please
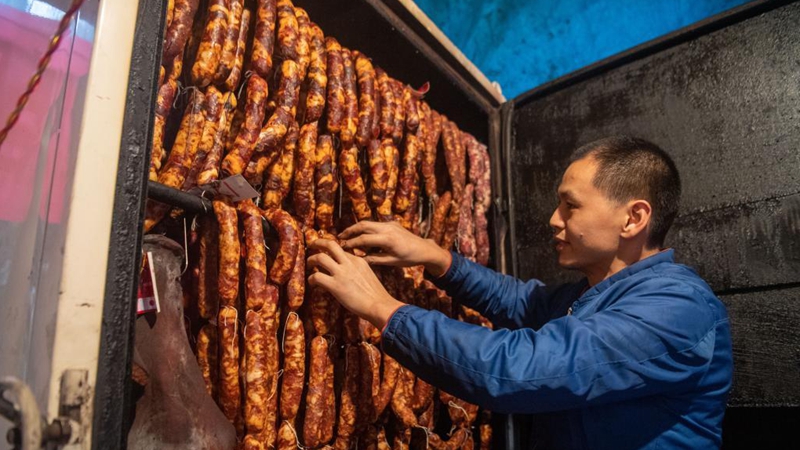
left=0, top=0, right=87, bottom=150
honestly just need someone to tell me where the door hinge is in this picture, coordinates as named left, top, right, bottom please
left=2, top=369, right=88, bottom=450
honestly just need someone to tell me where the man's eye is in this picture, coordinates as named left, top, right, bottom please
left=566, top=202, right=577, bottom=209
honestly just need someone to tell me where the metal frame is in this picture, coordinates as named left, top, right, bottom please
left=512, top=0, right=795, bottom=108
left=91, top=0, right=166, bottom=448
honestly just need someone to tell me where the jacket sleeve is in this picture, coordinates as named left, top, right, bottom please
left=382, top=279, right=720, bottom=414
left=431, top=251, right=554, bottom=329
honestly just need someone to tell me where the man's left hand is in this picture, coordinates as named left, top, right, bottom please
left=307, top=239, right=405, bottom=330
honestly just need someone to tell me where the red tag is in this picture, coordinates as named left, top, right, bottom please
left=137, top=252, right=160, bottom=315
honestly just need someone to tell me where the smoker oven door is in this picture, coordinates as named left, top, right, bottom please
left=503, top=0, right=800, bottom=447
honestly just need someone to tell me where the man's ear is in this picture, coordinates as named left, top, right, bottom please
left=621, top=199, right=652, bottom=240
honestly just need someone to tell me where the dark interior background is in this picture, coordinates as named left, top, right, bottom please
left=508, top=1, right=800, bottom=447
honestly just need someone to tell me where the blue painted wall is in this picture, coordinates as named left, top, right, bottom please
left=415, top=0, right=752, bottom=98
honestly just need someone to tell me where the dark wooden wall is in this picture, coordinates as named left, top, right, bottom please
left=507, top=1, right=800, bottom=445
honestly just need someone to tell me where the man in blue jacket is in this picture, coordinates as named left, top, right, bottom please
left=308, top=136, right=733, bottom=449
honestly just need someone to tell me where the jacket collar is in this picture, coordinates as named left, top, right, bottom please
left=579, top=249, right=675, bottom=300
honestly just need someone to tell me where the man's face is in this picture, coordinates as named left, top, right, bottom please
left=549, top=156, right=627, bottom=275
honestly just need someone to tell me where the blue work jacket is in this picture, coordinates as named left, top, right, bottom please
left=382, top=250, right=733, bottom=449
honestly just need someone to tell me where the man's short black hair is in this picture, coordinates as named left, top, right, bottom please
left=570, top=136, right=681, bottom=248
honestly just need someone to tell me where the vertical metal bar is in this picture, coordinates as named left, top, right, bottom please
left=500, top=100, right=518, bottom=278
left=91, top=0, right=165, bottom=448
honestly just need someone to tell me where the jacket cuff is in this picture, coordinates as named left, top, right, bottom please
left=381, top=304, right=416, bottom=349
left=428, top=251, right=466, bottom=290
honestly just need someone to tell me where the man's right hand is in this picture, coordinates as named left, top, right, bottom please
left=338, top=221, right=453, bottom=277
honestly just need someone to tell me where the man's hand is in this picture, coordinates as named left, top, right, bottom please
left=338, top=221, right=452, bottom=278
left=307, top=239, right=405, bottom=330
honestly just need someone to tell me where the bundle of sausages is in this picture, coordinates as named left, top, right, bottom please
left=141, top=1, right=494, bottom=449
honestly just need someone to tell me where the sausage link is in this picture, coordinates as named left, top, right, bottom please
left=294, top=121, right=318, bottom=230
left=353, top=51, right=376, bottom=147
left=371, top=70, right=382, bottom=140
left=479, top=411, right=492, bottom=450
left=196, top=323, right=218, bottom=399
left=358, top=343, right=381, bottom=424
left=377, top=139, right=400, bottom=221
left=303, top=336, right=329, bottom=448
left=392, top=368, right=417, bottom=428
left=374, top=353, right=400, bottom=418
left=337, top=345, right=359, bottom=438
left=441, top=195, right=460, bottom=251
left=314, top=134, right=336, bottom=232
left=262, top=120, right=299, bottom=209
left=162, top=0, right=200, bottom=62
left=241, top=202, right=268, bottom=310
left=340, top=48, right=359, bottom=147
left=368, top=138, right=390, bottom=211
left=213, top=198, right=240, bottom=306
left=377, top=426, right=391, bottom=450
left=214, top=0, right=242, bottom=85
left=221, top=74, right=269, bottom=176
left=191, top=0, right=229, bottom=86
left=149, top=79, right=178, bottom=181
left=277, top=59, right=303, bottom=116
left=264, top=282, right=281, bottom=324
left=342, top=311, right=361, bottom=345
left=147, top=90, right=205, bottom=225
left=325, top=38, right=345, bottom=134
left=285, top=241, right=305, bottom=310
left=442, top=120, right=465, bottom=198
left=401, top=142, right=422, bottom=233
left=427, top=428, right=470, bottom=450
left=304, top=24, right=327, bottom=124
left=242, top=434, right=266, bottom=450
left=428, top=191, right=451, bottom=246
left=263, top=312, right=281, bottom=448
left=457, top=184, right=477, bottom=261
left=340, top=144, right=372, bottom=220
left=415, top=98, right=428, bottom=157
left=410, top=376, right=434, bottom=415
left=197, top=90, right=236, bottom=186
left=376, top=68, right=395, bottom=138
left=197, top=215, right=219, bottom=319
left=402, top=86, right=419, bottom=132
left=243, top=152, right=276, bottom=187
left=184, top=86, right=224, bottom=190
left=280, top=313, right=305, bottom=420
left=218, top=306, right=241, bottom=427
left=321, top=341, right=336, bottom=444
left=393, top=134, right=421, bottom=214
left=474, top=141, right=492, bottom=266
left=225, top=98, right=246, bottom=154
left=251, top=0, right=277, bottom=79
left=244, top=309, right=269, bottom=434
left=223, top=6, right=249, bottom=91
left=294, top=7, right=311, bottom=76
left=278, top=420, right=299, bottom=450
left=422, top=108, right=443, bottom=199
left=256, top=106, right=293, bottom=152
left=390, top=80, right=405, bottom=143
left=276, top=0, right=299, bottom=61
left=263, top=207, right=301, bottom=285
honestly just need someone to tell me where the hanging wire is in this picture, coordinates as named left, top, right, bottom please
left=0, top=0, right=87, bottom=150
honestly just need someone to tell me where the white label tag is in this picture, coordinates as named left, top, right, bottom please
left=190, top=174, right=259, bottom=202
left=137, top=251, right=161, bottom=315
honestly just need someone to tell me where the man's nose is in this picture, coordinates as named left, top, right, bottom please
left=549, top=207, right=564, bottom=231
